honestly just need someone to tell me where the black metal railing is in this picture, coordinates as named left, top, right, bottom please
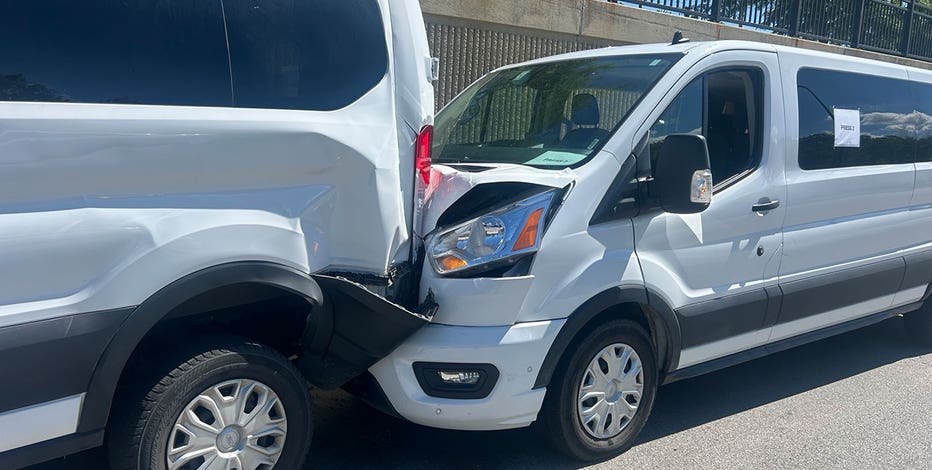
left=612, top=0, right=932, bottom=61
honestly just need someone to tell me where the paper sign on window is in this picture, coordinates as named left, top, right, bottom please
left=834, top=108, right=860, bottom=148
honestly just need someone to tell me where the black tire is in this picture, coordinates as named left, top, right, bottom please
left=107, top=336, right=313, bottom=470
left=905, top=299, right=932, bottom=347
left=540, top=320, right=658, bottom=462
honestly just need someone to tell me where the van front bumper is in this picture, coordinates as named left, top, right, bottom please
left=368, top=319, right=566, bottom=431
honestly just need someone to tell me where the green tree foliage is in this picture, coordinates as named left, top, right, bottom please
left=716, top=0, right=930, bottom=48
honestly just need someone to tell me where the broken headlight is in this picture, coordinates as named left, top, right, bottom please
left=427, top=191, right=557, bottom=275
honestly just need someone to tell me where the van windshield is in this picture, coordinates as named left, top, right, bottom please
left=433, top=54, right=681, bottom=169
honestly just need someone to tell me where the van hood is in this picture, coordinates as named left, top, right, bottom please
left=421, top=163, right=577, bottom=233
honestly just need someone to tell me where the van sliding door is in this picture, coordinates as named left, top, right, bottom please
left=901, top=75, right=932, bottom=305
left=773, top=59, right=917, bottom=341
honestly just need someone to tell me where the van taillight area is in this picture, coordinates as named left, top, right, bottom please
left=417, top=125, right=434, bottom=184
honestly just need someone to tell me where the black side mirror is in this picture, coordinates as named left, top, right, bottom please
left=654, top=134, right=712, bottom=214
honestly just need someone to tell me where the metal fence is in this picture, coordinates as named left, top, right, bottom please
left=612, top=0, right=932, bottom=61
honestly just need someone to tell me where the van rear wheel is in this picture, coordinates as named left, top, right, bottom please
left=107, top=336, right=313, bottom=470
left=539, top=320, right=657, bottom=462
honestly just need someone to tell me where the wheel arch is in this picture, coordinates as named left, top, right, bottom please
left=77, top=261, right=324, bottom=433
left=533, top=285, right=682, bottom=389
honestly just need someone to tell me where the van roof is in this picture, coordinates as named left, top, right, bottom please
left=506, top=40, right=770, bottom=68
left=499, top=39, right=927, bottom=76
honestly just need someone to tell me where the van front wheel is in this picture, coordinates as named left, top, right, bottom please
left=107, top=336, right=313, bottom=470
left=540, top=320, right=657, bottom=462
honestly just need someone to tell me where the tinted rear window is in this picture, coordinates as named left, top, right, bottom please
left=0, top=0, right=231, bottom=106
left=797, top=68, right=917, bottom=170
left=224, top=0, right=388, bottom=111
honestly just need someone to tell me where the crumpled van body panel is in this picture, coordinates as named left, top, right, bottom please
left=0, top=83, right=403, bottom=325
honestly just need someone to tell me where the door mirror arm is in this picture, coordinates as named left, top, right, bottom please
left=633, top=131, right=653, bottom=182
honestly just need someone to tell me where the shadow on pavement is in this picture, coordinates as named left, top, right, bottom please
left=27, top=316, right=932, bottom=470
left=635, top=316, right=931, bottom=445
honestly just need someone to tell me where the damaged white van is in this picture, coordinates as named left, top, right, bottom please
left=0, top=1, right=434, bottom=468
left=359, top=40, right=932, bottom=461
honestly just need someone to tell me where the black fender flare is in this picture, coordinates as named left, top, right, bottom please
left=77, top=262, right=323, bottom=433
left=532, top=285, right=682, bottom=389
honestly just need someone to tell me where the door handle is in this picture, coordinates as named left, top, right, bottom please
left=752, top=200, right=780, bottom=213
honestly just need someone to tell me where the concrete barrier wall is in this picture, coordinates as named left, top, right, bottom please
left=424, top=14, right=614, bottom=107
left=421, top=0, right=932, bottom=109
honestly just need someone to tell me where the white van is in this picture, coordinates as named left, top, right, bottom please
left=361, top=40, right=932, bottom=461
left=0, top=1, right=434, bottom=468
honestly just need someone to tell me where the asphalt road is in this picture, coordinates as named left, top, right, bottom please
left=31, top=315, right=932, bottom=469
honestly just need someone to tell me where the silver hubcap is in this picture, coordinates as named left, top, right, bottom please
left=577, top=343, right=644, bottom=439
left=167, top=379, right=287, bottom=470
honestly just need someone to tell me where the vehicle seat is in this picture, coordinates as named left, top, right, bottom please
left=561, top=93, right=610, bottom=150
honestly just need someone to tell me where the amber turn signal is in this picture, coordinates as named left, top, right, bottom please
left=511, top=208, right=543, bottom=252
left=438, top=255, right=468, bottom=271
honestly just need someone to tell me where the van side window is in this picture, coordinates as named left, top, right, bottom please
left=797, top=68, right=916, bottom=170
left=0, top=0, right=230, bottom=106
left=916, top=82, right=932, bottom=163
left=650, top=69, right=763, bottom=188
left=224, top=0, right=388, bottom=111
